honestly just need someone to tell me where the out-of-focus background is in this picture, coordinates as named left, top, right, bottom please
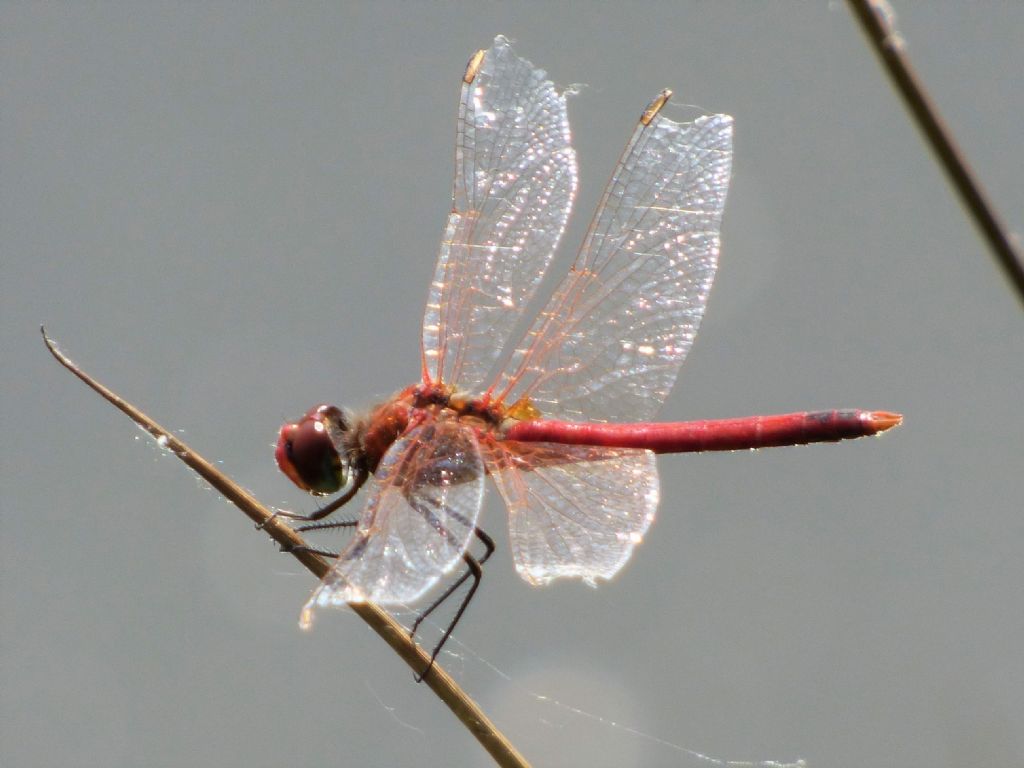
left=4, top=4, right=1021, bottom=767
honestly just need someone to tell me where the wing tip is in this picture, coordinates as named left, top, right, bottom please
left=641, top=89, right=672, bottom=126
left=464, top=48, right=486, bottom=84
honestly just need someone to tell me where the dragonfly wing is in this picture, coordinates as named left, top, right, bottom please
left=485, top=442, right=659, bottom=585
left=422, top=35, right=577, bottom=392
left=302, top=420, right=484, bottom=616
left=496, top=98, right=733, bottom=422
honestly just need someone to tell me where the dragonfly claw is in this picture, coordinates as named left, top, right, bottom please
left=413, top=660, right=435, bottom=684
left=256, top=508, right=291, bottom=530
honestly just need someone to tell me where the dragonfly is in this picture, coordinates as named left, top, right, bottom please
left=273, top=35, right=901, bottom=677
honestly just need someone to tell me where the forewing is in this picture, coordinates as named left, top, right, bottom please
left=496, top=101, right=733, bottom=421
left=484, top=442, right=659, bottom=585
left=302, top=420, right=484, bottom=616
left=422, top=35, right=577, bottom=392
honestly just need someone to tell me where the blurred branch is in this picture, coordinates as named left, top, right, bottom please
left=847, top=0, right=1024, bottom=308
left=42, top=327, right=530, bottom=768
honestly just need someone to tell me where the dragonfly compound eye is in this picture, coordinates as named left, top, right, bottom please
left=275, top=404, right=348, bottom=495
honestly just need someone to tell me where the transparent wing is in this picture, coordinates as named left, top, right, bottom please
left=302, top=419, right=484, bottom=616
left=495, top=98, right=733, bottom=422
left=484, top=442, right=659, bottom=585
left=422, top=35, right=577, bottom=393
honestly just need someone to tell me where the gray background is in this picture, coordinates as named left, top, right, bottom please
left=3, top=3, right=1022, bottom=767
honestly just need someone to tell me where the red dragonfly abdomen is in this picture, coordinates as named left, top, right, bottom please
left=502, top=410, right=902, bottom=453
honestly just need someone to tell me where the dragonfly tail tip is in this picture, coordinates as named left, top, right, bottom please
left=867, top=410, right=903, bottom=433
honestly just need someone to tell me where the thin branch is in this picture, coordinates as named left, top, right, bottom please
left=42, top=327, right=531, bottom=768
left=847, top=0, right=1024, bottom=308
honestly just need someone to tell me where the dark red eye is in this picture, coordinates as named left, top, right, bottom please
left=275, top=405, right=347, bottom=495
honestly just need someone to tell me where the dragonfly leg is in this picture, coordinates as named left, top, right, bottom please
left=258, top=469, right=367, bottom=529
left=412, top=527, right=495, bottom=682
left=279, top=543, right=340, bottom=559
left=296, top=518, right=358, bottom=534
left=280, top=518, right=359, bottom=557
left=410, top=527, right=494, bottom=637
left=474, top=527, right=496, bottom=565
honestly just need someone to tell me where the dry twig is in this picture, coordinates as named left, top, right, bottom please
left=847, top=0, right=1024, bottom=308
left=42, top=327, right=530, bottom=768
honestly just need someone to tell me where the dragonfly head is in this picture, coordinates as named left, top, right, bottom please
left=275, top=404, right=349, bottom=495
